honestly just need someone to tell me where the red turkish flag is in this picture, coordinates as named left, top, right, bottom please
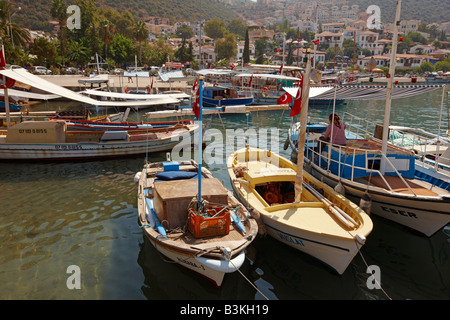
left=277, top=92, right=292, bottom=104
left=0, top=45, right=6, bottom=69
left=290, top=78, right=304, bottom=117
left=314, top=39, right=319, bottom=45
left=248, top=75, right=253, bottom=87
left=192, top=87, right=200, bottom=120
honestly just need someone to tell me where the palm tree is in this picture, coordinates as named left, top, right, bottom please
left=134, top=20, right=148, bottom=65
left=0, top=1, right=31, bottom=49
left=50, top=0, right=68, bottom=66
left=100, top=20, right=115, bottom=59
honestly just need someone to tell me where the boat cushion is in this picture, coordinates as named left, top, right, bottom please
left=155, top=171, right=198, bottom=181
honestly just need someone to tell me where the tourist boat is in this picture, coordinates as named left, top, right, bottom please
left=227, top=50, right=372, bottom=275
left=136, top=160, right=258, bottom=287
left=227, top=147, right=372, bottom=275
left=289, top=0, right=450, bottom=237
left=202, top=85, right=253, bottom=107
left=136, top=78, right=258, bottom=287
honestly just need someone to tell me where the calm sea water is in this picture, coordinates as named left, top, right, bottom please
left=0, top=88, right=449, bottom=301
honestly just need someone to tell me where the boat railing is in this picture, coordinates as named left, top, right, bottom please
left=342, top=112, right=378, bottom=138
left=305, top=136, right=418, bottom=196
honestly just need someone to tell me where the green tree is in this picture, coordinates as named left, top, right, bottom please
left=174, top=39, right=192, bottom=63
left=215, top=32, right=237, bottom=61
left=50, top=0, right=68, bottom=66
left=100, top=20, right=115, bottom=59
left=109, top=33, right=135, bottom=65
left=66, top=40, right=90, bottom=66
left=434, top=59, right=450, bottom=72
left=176, top=24, right=194, bottom=40
left=204, top=19, right=225, bottom=40
left=419, top=61, right=434, bottom=73
left=134, top=20, right=149, bottom=64
left=243, top=28, right=250, bottom=64
left=0, top=1, right=31, bottom=50
left=227, top=19, right=246, bottom=38
left=29, top=37, right=58, bottom=66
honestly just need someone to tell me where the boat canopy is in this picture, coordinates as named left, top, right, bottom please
left=0, top=69, right=180, bottom=107
left=303, top=84, right=444, bottom=100
left=81, top=89, right=190, bottom=100
left=0, top=88, right=60, bottom=100
left=196, top=69, right=234, bottom=76
left=234, top=73, right=300, bottom=81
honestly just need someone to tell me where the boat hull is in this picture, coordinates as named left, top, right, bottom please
left=202, top=97, right=253, bottom=107
left=232, top=187, right=364, bottom=275
left=307, top=162, right=450, bottom=237
left=143, top=233, right=245, bottom=287
left=0, top=125, right=197, bottom=161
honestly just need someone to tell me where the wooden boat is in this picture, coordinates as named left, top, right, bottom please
left=0, top=120, right=197, bottom=161
left=202, top=85, right=253, bottom=107
left=55, top=118, right=194, bottom=132
left=289, top=1, right=450, bottom=237
left=227, top=146, right=372, bottom=275
left=136, top=160, right=258, bottom=287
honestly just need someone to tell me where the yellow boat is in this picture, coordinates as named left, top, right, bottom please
left=227, top=147, right=373, bottom=275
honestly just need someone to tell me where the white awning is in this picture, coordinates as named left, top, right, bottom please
left=0, top=88, right=60, bottom=100
left=81, top=89, right=190, bottom=100
left=283, top=86, right=334, bottom=98
left=0, top=69, right=180, bottom=107
left=234, top=73, right=300, bottom=81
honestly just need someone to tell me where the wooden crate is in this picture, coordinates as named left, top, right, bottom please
left=188, top=208, right=230, bottom=238
left=153, top=177, right=228, bottom=229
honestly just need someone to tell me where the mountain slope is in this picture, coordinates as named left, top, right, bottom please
left=13, top=0, right=238, bottom=32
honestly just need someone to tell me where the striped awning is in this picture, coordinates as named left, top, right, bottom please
left=311, top=85, right=444, bottom=100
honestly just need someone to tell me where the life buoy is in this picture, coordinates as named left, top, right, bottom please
left=262, top=86, right=269, bottom=92
left=124, top=86, right=129, bottom=93
left=348, top=76, right=354, bottom=82
left=263, top=191, right=279, bottom=204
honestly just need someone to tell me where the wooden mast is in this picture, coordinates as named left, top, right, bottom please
left=294, top=49, right=312, bottom=202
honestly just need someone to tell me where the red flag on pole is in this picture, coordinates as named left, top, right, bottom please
left=314, top=39, right=319, bottom=45
left=192, top=87, right=200, bottom=120
left=279, top=63, right=283, bottom=74
left=248, top=75, right=253, bottom=87
left=231, top=63, right=235, bottom=70
left=192, top=78, right=198, bottom=91
left=290, top=77, right=304, bottom=117
left=0, top=45, right=6, bottom=70
left=277, top=92, right=291, bottom=105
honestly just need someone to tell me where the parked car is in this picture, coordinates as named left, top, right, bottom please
left=6, top=65, right=24, bottom=70
left=31, top=66, right=52, bottom=74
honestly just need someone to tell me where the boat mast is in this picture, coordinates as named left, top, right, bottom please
left=294, top=49, right=312, bottom=202
left=197, top=77, right=204, bottom=203
left=380, top=0, right=401, bottom=173
left=0, top=38, right=11, bottom=128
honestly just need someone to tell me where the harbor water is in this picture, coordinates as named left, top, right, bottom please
left=0, top=88, right=449, bottom=300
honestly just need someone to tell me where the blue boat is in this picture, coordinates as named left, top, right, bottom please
left=0, top=101, right=22, bottom=112
left=202, top=86, right=253, bottom=107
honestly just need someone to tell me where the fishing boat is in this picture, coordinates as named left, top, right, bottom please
left=0, top=120, right=197, bottom=161
left=289, top=0, right=450, bottom=237
left=136, top=78, right=258, bottom=287
left=227, top=49, right=372, bottom=275
left=136, top=160, right=258, bottom=287
left=227, top=147, right=372, bottom=275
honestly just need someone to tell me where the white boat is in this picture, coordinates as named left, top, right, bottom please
left=136, top=78, right=258, bottom=287
left=227, top=147, right=372, bottom=275
left=288, top=1, right=450, bottom=237
left=136, top=160, right=258, bottom=287
left=0, top=120, right=197, bottom=161
left=227, top=50, right=372, bottom=275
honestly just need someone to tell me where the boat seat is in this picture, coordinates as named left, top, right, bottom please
left=244, top=167, right=295, bottom=187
